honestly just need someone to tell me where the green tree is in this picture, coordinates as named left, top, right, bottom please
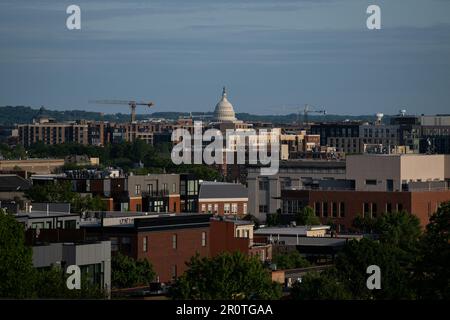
left=242, top=214, right=260, bottom=228
left=266, top=212, right=281, bottom=226
left=375, top=211, right=422, bottom=266
left=272, top=250, right=311, bottom=270
left=334, top=238, right=415, bottom=299
left=415, top=202, right=450, bottom=299
left=376, top=211, right=421, bottom=252
left=25, top=181, right=75, bottom=203
left=25, top=182, right=105, bottom=214
left=0, top=211, right=36, bottom=298
left=35, top=266, right=106, bottom=299
left=112, top=253, right=156, bottom=289
left=290, top=270, right=352, bottom=300
left=295, top=206, right=320, bottom=226
left=352, top=214, right=377, bottom=233
left=170, top=252, right=282, bottom=300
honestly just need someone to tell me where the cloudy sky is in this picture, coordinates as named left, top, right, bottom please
left=1, top=0, right=450, bottom=116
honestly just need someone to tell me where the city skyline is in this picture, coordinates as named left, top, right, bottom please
left=1, top=0, right=450, bottom=115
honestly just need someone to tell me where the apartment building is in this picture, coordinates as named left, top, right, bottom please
left=18, top=117, right=88, bottom=147
left=198, top=181, right=248, bottom=216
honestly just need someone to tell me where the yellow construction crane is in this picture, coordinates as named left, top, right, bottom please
left=90, top=100, right=155, bottom=122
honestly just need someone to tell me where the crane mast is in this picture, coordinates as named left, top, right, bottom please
left=90, top=100, right=155, bottom=122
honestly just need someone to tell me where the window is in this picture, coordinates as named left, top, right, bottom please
left=224, top=203, right=231, bottom=214
left=171, top=265, right=177, bottom=279
left=172, top=234, right=177, bottom=249
left=386, top=203, right=392, bottom=213
left=163, top=183, right=168, bottom=194
left=136, top=204, right=142, bottom=212
left=243, top=203, right=247, bottom=214
left=339, top=202, right=345, bottom=218
left=322, top=202, right=328, bottom=217
left=259, top=180, right=269, bottom=191
left=214, top=204, right=219, bottom=213
left=332, top=202, right=338, bottom=217
left=143, top=236, right=148, bottom=252
left=201, top=232, right=207, bottom=247
left=147, top=184, right=153, bottom=194
left=135, top=184, right=141, bottom=195
left=110, top=237, right=119, bottom=252
left=32, top=222, right=44, bottom=230
left=259, top=205, right=268, bottom=213
left=364, top=203, right=370, bottom=216
left=365, top=180, right=377, bottom=186
left=386, top=179, right=394, bottom=192
left=64, top=220, right=76, bottom=229
left=201, top=204, right=206, bottom=213
left=372, top=203, right=378, bottom=218
left=231, top=203, right=238, bottom=214
left=397, top=203, right=403, bottom=212
left=121, top=237, right=131, bottom=253
left=315, top=202, right=321, bottom=216
left=207, top=204, right=212, bottom=213
left=172, top=183, right=176, bottom=193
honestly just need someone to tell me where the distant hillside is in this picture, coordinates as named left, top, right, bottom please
left=0, top=105, right=382, bottom=126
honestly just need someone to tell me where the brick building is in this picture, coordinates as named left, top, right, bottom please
left=83, top=213, right=270, bottom=284
left=84, top=213, right=211, bottom=283
left=281, top=188, right=450, bottom=230
left=198, top=181, right=248, bottom=216
left=210, top=217, right=272, bottom=261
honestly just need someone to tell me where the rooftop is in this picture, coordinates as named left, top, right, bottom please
left=0, top=174, right=32, bottom=192
left=199, top=181, right=248, bottom=199
left=255, top=225, right=330, bottom=236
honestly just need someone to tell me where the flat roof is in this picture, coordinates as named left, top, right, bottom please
left=16, top=211, right=79, bottom=218
left=255, top=225, right=330, bottom=236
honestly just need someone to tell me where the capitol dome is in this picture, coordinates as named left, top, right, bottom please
left=213, top=87, right=237, bottom=122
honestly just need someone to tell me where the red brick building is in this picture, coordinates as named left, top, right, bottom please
left=281, top=189, right=450, bottom=231
left=85, top=214, right=211, bottom=283
left=210, top=218, right=272, bottom=261
left=84, top=213, right=271, bottom=284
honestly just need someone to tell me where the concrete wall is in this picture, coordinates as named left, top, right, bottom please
left=347, top=154, right=448, bottom=192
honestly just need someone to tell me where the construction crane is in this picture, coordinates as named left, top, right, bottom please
left=302, top=104, right=326, bottom=126
left=90, top=100, right=154, bottom=123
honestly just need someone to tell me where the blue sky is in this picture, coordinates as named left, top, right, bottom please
left=1, top=0, right=450, bottom=116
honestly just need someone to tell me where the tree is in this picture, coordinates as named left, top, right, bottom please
left=375, top=211, right=421, bottom=267
left=272, top=250, right=310, bottom=270
left=266, top=212, right=281, bottom=226
left=112, top=253, right=156, bottom=289
left=0, top=211, right=36, bottom=298
left=375, top=211, right=421, bottom=253
left=242, top=214, right=260, bottom=228
left=334, top=238, right=415, bottom=299
left=25, top=182, right=105, bottom=214
left=25, top=181, right=75, bottom=203
left=290, top=270, right=352, bottom=300
left=170, top=252, right=282, bottom=300
left=295, top=206, right=320, bottom=226
left=415, top=202, right=450, bottom=299
left=352, top=214, right=377, bottom=233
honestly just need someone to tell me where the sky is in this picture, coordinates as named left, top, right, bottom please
left=0, top=0, right=450, bottom=116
